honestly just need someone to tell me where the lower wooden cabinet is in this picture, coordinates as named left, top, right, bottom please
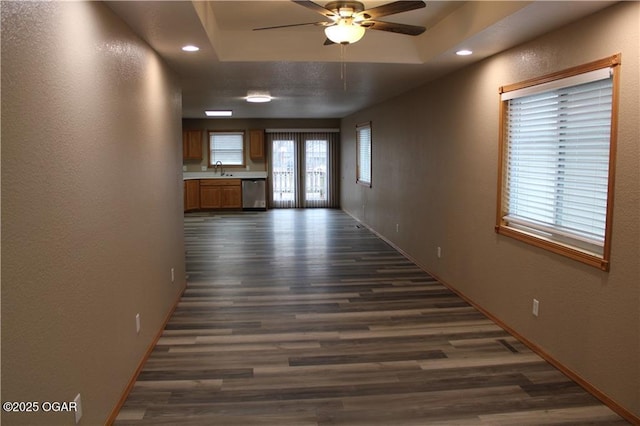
left=221, top=185, right=242, bottom=208
left=199, top=185, right=221, bottom=209
left=184, top=179, right=200, bottom=211
left=198, top=179, right=242, bottom=209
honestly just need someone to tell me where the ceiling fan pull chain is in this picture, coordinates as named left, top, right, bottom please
left=341, top=44, right=347, bottom=91
left=340, top=44, right=345, bottom=80
left=344, top=64, right=347, bottom=91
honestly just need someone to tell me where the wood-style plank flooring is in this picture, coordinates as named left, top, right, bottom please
left=115, top=209, right=628, bottom=425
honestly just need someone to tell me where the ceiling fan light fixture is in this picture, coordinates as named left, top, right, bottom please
left=324, top=20, right=365, bottom=44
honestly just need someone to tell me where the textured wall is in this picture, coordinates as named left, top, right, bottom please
left=1, top=2, right=185, bottom=424
left=341, top=2, right=639, bottom=418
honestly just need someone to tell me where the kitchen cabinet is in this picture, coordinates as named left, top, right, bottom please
left=182, top=130, right=203, bottom=160
left=199, top=179, right=242, bottom=209
left=184, top=179, right=200, bottom=211
left=199, top=184, right=220, bottom=209
left=249, top=129, right=265, bottom=160
left=221, top=185, right=242, bottom=208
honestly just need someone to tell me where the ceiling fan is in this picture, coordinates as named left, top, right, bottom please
left=254, top=1, right=427, bottom=45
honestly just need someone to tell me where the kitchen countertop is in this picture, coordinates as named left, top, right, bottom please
left=183, top=171, right=267, bottom=180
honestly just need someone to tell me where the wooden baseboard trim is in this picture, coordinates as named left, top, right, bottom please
left=441, top=283, right=640, bottom=425
left=104, top=282, right=187, bottom=426
left=342, top=209, right=640, bottom=425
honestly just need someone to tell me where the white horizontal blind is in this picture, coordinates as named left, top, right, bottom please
left=209, top=132, right=244, bottom=165
left=503, top=73, right=613, bottom=255
left=357, top=123, right=372, bottom=185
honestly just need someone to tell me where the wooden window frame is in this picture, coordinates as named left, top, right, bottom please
left=495, top=54, right=621, bottom=271
left=208, top=130, right=246, bottom=168
left=356, top=122, right=372, bottom=187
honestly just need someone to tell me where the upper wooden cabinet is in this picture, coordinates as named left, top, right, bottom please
left=249, top=129, right=265, bottom=160
left=183, top=130, right=202, bottom=160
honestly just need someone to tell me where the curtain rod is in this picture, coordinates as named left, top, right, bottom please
left=265, top=128, right=340, bottom=133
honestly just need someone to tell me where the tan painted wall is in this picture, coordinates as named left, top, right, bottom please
left=1, top=2, right=185, bottom=424
left=341, top=2, right=639, bottom=417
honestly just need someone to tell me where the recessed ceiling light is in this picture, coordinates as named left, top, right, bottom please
left=456, top=49, right=473, bottom=56
left=205, top=110, right=232, bottom=117
left=182, top=45, right=200, bottom=52
left=246, top=94, right=272, bottom=103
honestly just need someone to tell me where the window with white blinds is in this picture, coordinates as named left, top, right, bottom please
left=356, top=123, right=372, bottom=186
left=209, top=131, right=245, bottom=166
left=496, top=55, right=620, bottom=271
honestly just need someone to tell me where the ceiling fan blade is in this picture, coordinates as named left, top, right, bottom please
left=292, top=0, right=338, bottom=19
left=253, top=21, right=327, bottom=31
left=358, top=1, right=425, bottom=20
left=360, top=20, right=426, bottom=36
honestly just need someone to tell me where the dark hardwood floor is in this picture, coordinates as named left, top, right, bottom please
left=115, top=209, right=628, bottom=425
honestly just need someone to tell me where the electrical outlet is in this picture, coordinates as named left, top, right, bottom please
left=532, top=299, right=539, bottom=317
left=74, top=393, right=82, bottom=424
left=201, top=166, right=207, bottom=171
left=437, top=246, right=442, bottom=258
left=396, top=223, right=399, bottom=233
left=171, top=268, right=175, bottom=283
left=135, top=313, right=141, bottom=334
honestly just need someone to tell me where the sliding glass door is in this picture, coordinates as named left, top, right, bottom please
left=268, top=131, right=339, bottom=208
left=305, top=139, right=328, bottom=207
left=272, top=139, right=296, bottom=207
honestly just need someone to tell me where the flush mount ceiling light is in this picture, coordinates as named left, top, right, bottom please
left=181, top=45, right=200, bottom=52
left=205, top=110, right=232, bottom=117
left=324, top=19, right=366, bottom=45
left=456, top=49, right=473, bottom=56
left=246, top=92, right=272, bottom=103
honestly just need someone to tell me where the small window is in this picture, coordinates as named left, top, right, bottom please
left=208, top=131, right=245, bottom=167
left=496, top=54, right=620, bottom=271
left=356, top=122, right=372, bottom=187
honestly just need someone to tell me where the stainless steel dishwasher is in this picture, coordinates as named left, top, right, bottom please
left=242, top=179, right=267, bottom=210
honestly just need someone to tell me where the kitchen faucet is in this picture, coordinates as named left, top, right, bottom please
left=215, top=161, right=224, bottom=176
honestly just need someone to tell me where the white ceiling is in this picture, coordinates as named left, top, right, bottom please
left=106, top=1, right=615, bottom=119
